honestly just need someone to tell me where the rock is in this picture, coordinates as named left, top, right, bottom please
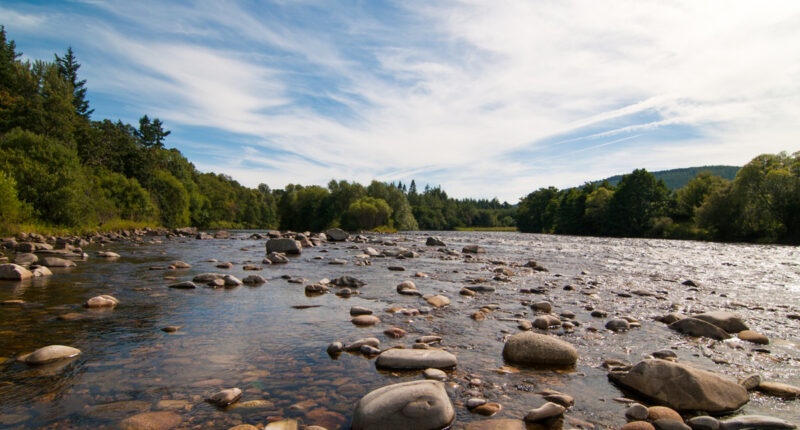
left=718, top=415, right=797, bottom=429
left=85, top=295, right=119, bottom=308
left=502, top=332, right=578, bottom=367
left=306, top=283, right=329, bottom=293
left=206, top=388, right=243, bottom=407
left=267, top=252, right=290, bottom=264
left=542, top=393, right=574, bottom=408
left=531, top=301, right=552, bottom=312
left=350, top=306, right=373, bottom=316
left=397, top=280, right=420, bottom=295
left=13, top=253, right=38, bottom=266
left=693, top=311, right=748, bottom=333
left=40, top=257, right=76, bottom=267
left=462, top=245, right=486, bottom=254
left=213, top=230, right=230, bottom=239
left=228, top=425, right=259, bottom=430
left=426, top=295, right=450, bottom=308
left=325, top=228, right=349, bottom=241
left=19, top=345, right=81, bottom=365
left=216, top=262, right=233, bottom=269
left=756, top=381, right=800, bottom=399
left=737, top=330, right=769, bottom=345
left=460, top=288, right=477, bottom=297
left=170, top=260, right=190, bottom=268
left=426, top=237, right=445, bottom=246
left=473, top=402, right=502, bottom=416
left=351, top=380, right=454, bottom=430
left=687, top=416, right=720, bottom=430
left=625, top=403, right=649, bottom=421
left=460, top=419, right=527, bottom=430
left=266, top=238, right=302, bottom=255
left=648, top=406, right=683, bottom=422
left=344, top=338, right=380, bottom=352
left=669, top=317, right=731, bottom=340
left=242, top=274, right=266, bottom=285
left=657, top=313, right=685, bottom=325
left=523, top=402, right=565, bottom=426
left=264, top=419, right=299, bottom=430
left=0, top=263, right=32, bottom=280
left=622, top=423, right=656, bottom=430
left=651, top=350, right=678, bottom=360
left=376, top=348, right=457, bottom=369
left=738, top=374, right=761, bottom=390
left=608, top=359, right=749, bottom=413
left=384, top=327, right=406, bottom=338
left=31, top=266, right=52, bottom=277
left=161, top=326, right=181, bottom=333
left=331, top=276, right=366, bottom=288
left=168, top=281, right=197, bottom=289
left=97, top=251, right=121, bottom=258
left=193, top=273, right=224, bottom=283
left=423, top=368, right=447, bottom=381
left=222, top=275, right=242, bottom=286
left=118, top=411, right=182, bottom=430
left=352, top=315, right=380, bottom=326
left=606, top=318, right=631, bottom=332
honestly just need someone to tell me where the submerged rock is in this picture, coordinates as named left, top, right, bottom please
left=242, top=274, right=266, bottom=285
left=352, top=380, right=454, bottom=430
left=168, top=281, right=197, bottom=289
left=118, top=411, right=182, bottom=430
left=206, top=388, right=242, bottom=407
left=608, top=359, right=748, bottom=413
left=39, top=257, right=76, bottom=267
left=331, top=276, right=366, bottom=288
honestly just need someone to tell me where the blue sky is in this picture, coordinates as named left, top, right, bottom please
left=3, top=0, right=799, bottom=201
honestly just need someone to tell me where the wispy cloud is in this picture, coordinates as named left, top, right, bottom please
left=2, top=0, right=800, bottom=201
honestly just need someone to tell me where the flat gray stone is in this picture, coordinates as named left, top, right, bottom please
left=376, top=348, right=457, bottom=369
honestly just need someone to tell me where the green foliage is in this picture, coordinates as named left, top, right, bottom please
left=517, top=187, right=560, bottom=233
left=605, top=169, right=674, bottom=237
left=135, top=115, right=170, bottom=149
left=344, top=196, right=392, bottom=230
left=0, top=128, right=90, bottom=226
left=0, top=170, right=27, bottom=225
left=55, top=46, right=93, bottom=118
left=601, top=165, right=740, bottom=190
left=149, top=170, right=190, bottom=228
left=96, top=169, right=156, bottom=222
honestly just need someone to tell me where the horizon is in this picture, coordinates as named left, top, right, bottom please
left=2, top=1, right=798, bottom=201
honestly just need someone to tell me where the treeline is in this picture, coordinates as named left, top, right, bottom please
left=0, top=27, right=513, bottom=234
left=517, top=151, right=800, bottom=244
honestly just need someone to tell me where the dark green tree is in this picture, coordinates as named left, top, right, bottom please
left=604, top=169, right=673, bottom=237
left=55, top=46, right=93, bottom=118
left=135, top=115, right=171, bottom=149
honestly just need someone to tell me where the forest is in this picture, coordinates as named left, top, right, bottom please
left=517, top=153, right=800, bottom=244
left=0, top=27, right=512, bottom=235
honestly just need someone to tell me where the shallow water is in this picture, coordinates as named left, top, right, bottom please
left=1, top=231, right=799, bottom=429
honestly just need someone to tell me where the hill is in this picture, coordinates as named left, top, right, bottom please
left=599, top=165, right=740, bottom=190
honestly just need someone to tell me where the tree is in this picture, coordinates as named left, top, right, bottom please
left=344, top=196, right=392, bottom=230
left=604, top=169, right=673, bottom=237
left=149, top=169, right=190, bottom=227
left=517, top=187, right=560, bottom=233
left=135, top=115, right=171, bottom=149
left=55, top=46, right=93, bottom=118
left=0, top=171, right=27, bottom=225
left=675, top=171, right=729, bottom=221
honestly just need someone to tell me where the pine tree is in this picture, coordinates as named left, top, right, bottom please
left=135, top=115, right=171, bottom=149
left=55, top=46, right=93, bottom=118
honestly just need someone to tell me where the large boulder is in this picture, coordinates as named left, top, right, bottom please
left=13, top=253, right=38, bottom=266
left=0, top=263, right=32, bottom=280
left=266, top=238, right=302, bottom=255
left=425, top=237, right=445, bottom=246
left=693, top=312, right=748, bottom=334
left=502, top=332, right=578, bottom=367
left=352, top=380, right=454, bottom=430
left=325, top=228, right=349, bottom=241
left=608, top=359, right=749, bottom=413
left=376, top=348, right=457, bottom=370
left=19, top=345, right=81, bottom=365
left=669, top=317, right=731, bottom=340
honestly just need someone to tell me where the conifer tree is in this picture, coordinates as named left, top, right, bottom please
left=55, top=46, right=93, bottom=118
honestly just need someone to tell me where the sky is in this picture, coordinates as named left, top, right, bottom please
left=2, top=0, right=800, bottom=202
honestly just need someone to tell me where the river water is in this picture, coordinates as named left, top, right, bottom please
left=1, top=231, right=798, bottom=429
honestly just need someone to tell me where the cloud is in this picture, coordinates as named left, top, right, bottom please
left=4, top=0, right=800, bottom=201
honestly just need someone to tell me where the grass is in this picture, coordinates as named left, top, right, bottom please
left=454, top=226, right=517, bottom=232
left=0, top=219, right=161, bottom=237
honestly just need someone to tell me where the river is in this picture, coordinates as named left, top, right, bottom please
left=1, top=231, right=798, bottom=429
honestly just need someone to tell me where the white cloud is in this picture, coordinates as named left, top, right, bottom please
left=7, top=0, right=800, bottom=201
